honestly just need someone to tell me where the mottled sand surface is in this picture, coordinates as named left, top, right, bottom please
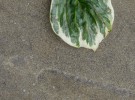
left=0, top=0, right=135, bottom=100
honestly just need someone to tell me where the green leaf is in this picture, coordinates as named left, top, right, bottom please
left=50, top=0, right=114, bottom=51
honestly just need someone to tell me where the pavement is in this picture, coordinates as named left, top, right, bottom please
left=0, top=0, right=135, bottom=100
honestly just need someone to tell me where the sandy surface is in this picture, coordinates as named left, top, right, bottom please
left=0, top=0, right=135, bottom=100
